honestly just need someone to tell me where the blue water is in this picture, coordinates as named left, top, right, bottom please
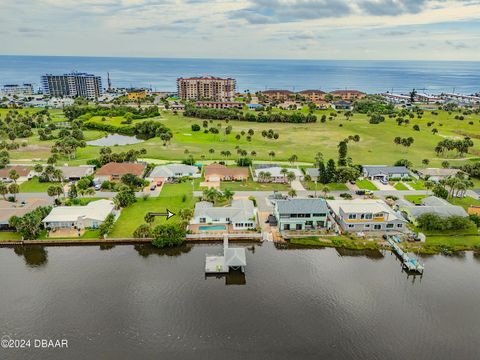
left=0, top=55, right=479, bottom=94
left=199, top=225, right=227, bottom=231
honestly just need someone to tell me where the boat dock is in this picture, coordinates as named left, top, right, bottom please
left=205, top=235, right=247, bottom=274
left=386, top=236, right=424, bottom=274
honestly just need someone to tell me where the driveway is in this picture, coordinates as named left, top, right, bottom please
left=291, top=180, right=306, bottom=191
left=371, top=180, right=395, bottom=190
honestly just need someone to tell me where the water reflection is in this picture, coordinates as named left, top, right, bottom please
left=86, top=134, right=144, bottom=146
left=335, top=248, right=383, bottom=259
left=134, top=243, right=193, bottom=257
left=206, top=269, right=247, bottom=286
left=13, top=245, right=48, bottom=267
left=99, top=244, right=116, bottom=251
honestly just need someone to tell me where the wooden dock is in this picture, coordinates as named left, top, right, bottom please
left=386, top=236, right=424, bottom=274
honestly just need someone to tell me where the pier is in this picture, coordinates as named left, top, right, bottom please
left=386, top=236, right=424, bottom=274
left=205, top=235, right=247, bottom=274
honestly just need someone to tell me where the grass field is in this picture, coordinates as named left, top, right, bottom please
left=19, top=177, right=57, bottom=192
left=394, top=182, right=409, bottom=190
left=0, top=232, right=21, bottom=241
left=449, top=196, right=480, bottom=210
left=409, top=180, right=426, bottom=190
left=302, top=181, right=349, bottom=191
left=356, top=179, right=378, bottom=190
left=6, top=108, right=479, bottom=168
left=109, top=182, right=196, bottom=238
left=404, top=195, right=427, bottom=204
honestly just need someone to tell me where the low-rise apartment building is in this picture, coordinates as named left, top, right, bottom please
left=177, top=76, right=236, bottom=101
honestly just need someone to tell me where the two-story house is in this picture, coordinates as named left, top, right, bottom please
left=274, top=198, right=332, bottom=231
left=327, top=199, right=407, bottom=233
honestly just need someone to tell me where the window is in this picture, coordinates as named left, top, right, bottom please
left=386, top=224, right=394, bottom=229
left=374, top=224, right=381, bottom=230
left=348, top=214, right=357, bottom=219
left=284, top=224, right=290, bottom=230
left=313, top=213, right=326, bottom=217
left=365, top=213, right=373, bottom=219
left=296, top=224, right=302, bottom=230
left=364, top=224, right=370, bottom=228
left=348, top=224, right=354, bottom=228
left=397, top=224, right=403, bottom=228
left=199, top=218, right=206, bottom=224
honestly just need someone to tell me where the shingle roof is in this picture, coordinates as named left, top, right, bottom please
left=57, top=165, right=95, bottom=179
left=254, top=167, right=303, bottom=178
left=149, top=164, right=199, bottom=178
left=417, top=168, right=461, bottom=177
left=305, top=168, right=320, bottom=177
left=276, top=198, right=329, bottom=214
left=42, top=200, right=115, bottom=223
left=204, top=163, right=248, bottom=178
left=363, top=165, right=410, bottom=176
left=224, top=248, right=246, bottom=267
left=194, top=199, right=255, bottom=223
left=96, top=162, right=145, bottom=177
left=0, top=165, right=32, bottom=178
left=0, top=198, right=50, bottom=224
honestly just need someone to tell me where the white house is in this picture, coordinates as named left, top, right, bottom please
left=191, top=199, right=257, bottom=230
left=254, top=166, right=303, bottom=183
left=42, top=200, right=116, bottom=230
left=148, top=164, right=200, bottom=182
left=362, top=165, right=411, bottom=181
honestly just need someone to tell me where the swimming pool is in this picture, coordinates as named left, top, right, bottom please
left=199, top=225, right=227, bottom=231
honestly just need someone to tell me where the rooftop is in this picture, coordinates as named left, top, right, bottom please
left=363, top=165, right=410, bottom=176
left=0, top=199, right=50, bottom=224
left=276, top=198, right=329, bottom=214
left=96, top=162, right=145, bottom=177
left=327, top=199, right=406, bottom=222
left=43, top=200, right=115, bottom=223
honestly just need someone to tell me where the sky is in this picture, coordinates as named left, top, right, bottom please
left=0, top=0, right=479, bottom=60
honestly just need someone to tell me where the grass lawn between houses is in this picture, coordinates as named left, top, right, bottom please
left=109, top=182, right=196, bottom=238
left=356, top=179, right=378, bottom=191
left=302, top=181, right=349, bottom=191
left=393, top=182, right=409, bottom=191
left=409, top=180, right=426, bottom=190
left=449, top=196, right=480, bottom=210
left=404, top=195, right=427, bottom=204
left=0, top=232, right=22, bottom=241
left=289, top=236, right=380, bottom=250
left=19, top=177, right=57, bottom=192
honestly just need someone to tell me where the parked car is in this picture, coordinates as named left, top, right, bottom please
left=380, top=179, right=388, bottom=185
left=94, top=184, right=101, bottom=191
left=355, top=190, right=365, bottom=195
left=349, top=180, right=356, bottom=185
left=156, top=180, right=163, bottom=186
left=150, top=184, right=157, bottom=191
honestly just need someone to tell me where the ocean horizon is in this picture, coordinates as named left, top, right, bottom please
left=0, top=55, right=479, bottom=94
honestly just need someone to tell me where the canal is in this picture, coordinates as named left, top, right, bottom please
left=1, top=243, right=479, bottom=359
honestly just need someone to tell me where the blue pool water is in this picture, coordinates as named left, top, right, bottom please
left=199, top=225, right=227, bottom=231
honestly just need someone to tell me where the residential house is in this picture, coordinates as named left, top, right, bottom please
left=274, top=198, right=332, bottom=231
left=190, top=199, right=257, bottom=231
left=305, top=168, right=320, bottom=181
left=0, top=198, right=50, bottom=230
left=362, top=165, right=411, bottom=181
left=327, top=199, right=407, bottom=232
left=331, top=100, right=354, bottom=110
left=148, top=164, right=200, bottom=183
left=260, top=90, right=295, bottom=102
left=42, top=199, right=116, bottom=230
left=298, top=90, right=326, bottom=103
left=395, top=196, right=468, bottom=225
left=95, top=162, right=146, bottom=183
left=0, top=165, right=33, bottom=182
left=204, top=163, right=249, bottom=182
left=254, top=166, right=303, bottom=183
left=330, top=90, right=366, bottom=101
left=57, top=165, right=95, bottom=181
left=416, top=168, right=462, bottom=182
left=468, top=206, right=480, bottom=216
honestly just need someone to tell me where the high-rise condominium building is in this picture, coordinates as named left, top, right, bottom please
left=1, top=84, right=34, bottom=97
left=177, top=76, right=236, bottom=101
left=41, top=72, right=102, bottom=99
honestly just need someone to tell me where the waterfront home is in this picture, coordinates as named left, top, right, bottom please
left=330, top=90, right=366, bottom=101
left=395, top=196, right=468, bottom=225
left=190, top=199, right=257, bottom=231
left=274, top=198, right=332, bottom=231
left=416, top=168, right=462, bottom=182
left=0, top=165, right=33, bottom=182
left=204, top=163, right=248, bottom=182
left=57, top=165, right=95, bottom=181
left=95, top=162, right=146, bottom=183
left=0, top=198, right=50, bottom=230
left=331, top=100, right=354, bottom=111
left=254, top=166, right=303, bottom=183
left=327, top=199, right=407, bottom=233
left=362, top=165, right=411, bottom=181
left=148, top=164, right=200, bottom=183
left=42, top=199, right=116, bottom=230
left=298, top=90, right=326, bottom=102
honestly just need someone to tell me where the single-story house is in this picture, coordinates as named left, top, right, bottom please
left=148, top=164, right=200, bottom=183
left=0, top=165, right=33, bottom=182
left=0, top=198, right=50, bottom=229
left=254, top=166, right=303, bottom=183
left=274, top=198, right=332, bottom=231
left=331, top=100, right=354, bottom=111
left=42, top=199, right=116, bottom=230
left=95, top=162, right=146, bottom=183
left=468, top=206, right=480, bottom=216
left=395, top=196, right=468, bottom=225
left=416, top=168, right=462, bottom=182
left=190, top=199, right=257, bottom=230
left=362, top=165, right=411, bottom=181
left=305, top=168, right=320, bottom=181
left=58, top=165, right=95, bottom=181
left=204, top=163, right=249, bottom=182
left=327, top=199, right=407, bottom=233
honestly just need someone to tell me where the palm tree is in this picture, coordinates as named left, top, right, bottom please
left=322, top=186, right=330, bottom=199
left=289, top=154, right=298, bottom=166
left=222, top=188, right=234, bottom=202
left=280, top=168, right=289, bottom=183
left=288, top=189, right=297, bottom=198
left=209, top=148, right=215, bottom=160
left=287, top=171, right=296, bottom=184
left=144, top=213, right=155, bottom=227
left=268, top=151, right=275, bottom=161
left=424, top=180, right=434, bottom=195
left=178, top=208, right=193, bottom=221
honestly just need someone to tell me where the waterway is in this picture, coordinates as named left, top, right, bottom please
left=1, top=242, right=479, bottom=359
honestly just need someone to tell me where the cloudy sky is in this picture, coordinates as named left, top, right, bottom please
left=1, top=0, right=479, bottom=60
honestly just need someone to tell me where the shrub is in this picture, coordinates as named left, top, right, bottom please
left=191, top=124, right=201, bottom=131
left=152, top=224, right=186, bottom=248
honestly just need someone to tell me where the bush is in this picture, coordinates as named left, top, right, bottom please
left=151, top=223, right=186, bottom=248
left=416, top=213, right=473, bottom=231
left=191, top=124, right=201, bottom=131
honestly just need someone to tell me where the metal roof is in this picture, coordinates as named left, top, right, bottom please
left=276, top=198, right=328, bottom=214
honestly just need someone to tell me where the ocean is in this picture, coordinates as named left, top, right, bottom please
left=0, top=55, right=479, bottom=94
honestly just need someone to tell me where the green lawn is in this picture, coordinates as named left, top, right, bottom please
left=448, top=196, right=480, bottom=211
left=220, top=180, right=291, bottom=191
left=426, top=235, right=480, bottom=248
left=109, top=182, right=196, bottom=238
left=409, top=180, right=426, bottom=190
left=302, top=181, right=348, bottom=191
left=394, top=182, right=409, bottom=191
left=0, top=232, right=21, bottom=241
left=19, top=177, right=57, bottom=192
left=404, top=195, right=427, bottom=204
left=356, top=179, right=378, bottom=190
left=5, top=108, right=480, bottom=169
